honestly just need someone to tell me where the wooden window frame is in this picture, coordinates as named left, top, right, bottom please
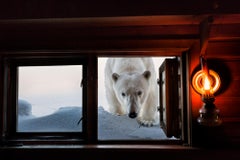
left=0, top=51, right=190, bottom=146
left=159, top=58, right=182, bottom=138
left=2, top=54, right=88, bottom=145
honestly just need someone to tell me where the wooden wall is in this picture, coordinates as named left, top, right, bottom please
left=1, top=0, right=240, bottom=19
left=189, top=21, right=240, bottom=147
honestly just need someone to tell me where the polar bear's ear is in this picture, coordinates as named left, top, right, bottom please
left=112, top=73, right=120, bottom=82
left=143, top=70, right=151, bottom=79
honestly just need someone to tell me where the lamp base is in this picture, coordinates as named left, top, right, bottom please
left=197, top=101, right=222, bottom=126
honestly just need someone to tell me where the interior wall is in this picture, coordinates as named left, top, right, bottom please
left=189, top=40, right=240, bottom=147
left=1, top=1, right=240, bottom=19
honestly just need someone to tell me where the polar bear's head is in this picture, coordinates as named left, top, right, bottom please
left=112, top=71, right=151, bottom=118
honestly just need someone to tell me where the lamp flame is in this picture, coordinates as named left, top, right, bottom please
left=203, top=74, right=211, bottom=91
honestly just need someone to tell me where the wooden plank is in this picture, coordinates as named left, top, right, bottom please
left=0, top=15, right=205, bottom=27
left=0, top=39, right=196, bottom=51
left=210, top=24, right=240, bottom=38
left=206, top=41, right=240, bottom=57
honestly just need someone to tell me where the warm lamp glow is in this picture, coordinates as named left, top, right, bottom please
left=192, top=69, right=221, bottom=96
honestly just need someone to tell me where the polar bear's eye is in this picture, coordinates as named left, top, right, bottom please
left=121, top=92, right=126, bottom=97
left=137, top=91, right=142, bottom=96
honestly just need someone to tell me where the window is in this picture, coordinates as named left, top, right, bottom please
left=2, top=56, right=87, bottom=143
left=17, top=65, right=83, bottom=132
left=97, top=56, right=187, bottom=142
left=1, top=52, right=189, bottom=145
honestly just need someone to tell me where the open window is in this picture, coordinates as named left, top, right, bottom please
left=97, top=56, right=187, bottom=141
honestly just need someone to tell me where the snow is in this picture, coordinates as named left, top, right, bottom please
left=18, top=100, right=173, bottom=140
left=18, top=103, right=82, bottom=132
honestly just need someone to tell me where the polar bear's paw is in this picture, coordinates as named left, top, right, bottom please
left=137, top=117, right=157, bottom=127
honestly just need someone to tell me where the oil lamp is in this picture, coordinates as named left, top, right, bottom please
left=192, top=56, right=222, bottom=126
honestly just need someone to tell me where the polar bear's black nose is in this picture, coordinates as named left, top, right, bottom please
left=129, top=112, right=137, bottom=118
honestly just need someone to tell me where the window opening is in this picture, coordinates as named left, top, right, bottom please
left=98, top=57, right=181, bottom=140
left=17, top=65, right=83, bottom=133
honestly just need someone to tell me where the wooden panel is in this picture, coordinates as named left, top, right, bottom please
left=206, top=41, right=240, bottom=57
left=215, top=60, right=240, bottom=118
left=0, top=38, right=195, bottom=51
left=0, top=1, right=240, bottom=19
left=210, top=24, right=240, bottom=38
left=159, top=58, right=180, bottom=138
left=0, top=25, right=198, bottom=39
left=0, top=17, right=199, bottom=50
left=215, top=98, right=240, bottom=117
left=1, top=145, right=240, bottom=160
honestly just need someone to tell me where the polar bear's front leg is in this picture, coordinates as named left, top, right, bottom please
left=137, top=109, right=159, bottom=127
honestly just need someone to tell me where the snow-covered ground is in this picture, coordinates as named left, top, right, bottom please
left=18, top=99, right=174, bottom=140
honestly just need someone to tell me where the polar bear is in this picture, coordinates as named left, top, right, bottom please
left=104, top=58, right=159, bottom=126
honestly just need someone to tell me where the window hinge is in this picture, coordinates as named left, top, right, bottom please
left=158, top=105, right=165, bottom=113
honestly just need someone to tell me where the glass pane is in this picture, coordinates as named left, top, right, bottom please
left=98, top=57, right=174, bottom=140
left=17, top=65, right=83, bottom=132
left=161, top=70, right=167, bottom=126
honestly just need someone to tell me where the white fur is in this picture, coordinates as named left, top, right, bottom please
left=104, top=58, right=159, bottom=126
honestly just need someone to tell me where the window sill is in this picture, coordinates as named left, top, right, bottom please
left=1, top=144, right=193, bottom=150
left=1, top=144, right=239, bottom=160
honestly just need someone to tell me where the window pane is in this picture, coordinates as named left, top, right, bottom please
left=161, top=70, right=167, bottom=126
left=17, top=65, right=83, bottom=132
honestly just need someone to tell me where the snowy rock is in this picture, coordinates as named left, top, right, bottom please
left=18, top=99, right=32, bottom=116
